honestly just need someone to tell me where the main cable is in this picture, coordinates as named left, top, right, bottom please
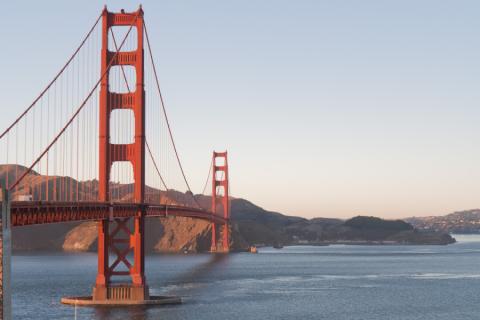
left=9, top=12, right=140, bottom=191
left=0, top=12, right=102, bottom=140
left=143, top=22, right=195, bottom=196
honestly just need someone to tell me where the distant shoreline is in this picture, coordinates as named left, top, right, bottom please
left=252, top=240, right=456, bottom=249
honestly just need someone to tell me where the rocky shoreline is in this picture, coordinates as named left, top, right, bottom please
left=11, top=213, right=455, bottom=254
left=0, top=165, right=455, bottom=253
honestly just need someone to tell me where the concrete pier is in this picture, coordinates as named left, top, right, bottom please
left=61, top=294, right=182, bottom=307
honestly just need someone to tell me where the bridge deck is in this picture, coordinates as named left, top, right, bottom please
left=10, top=201, right=227, bottom=227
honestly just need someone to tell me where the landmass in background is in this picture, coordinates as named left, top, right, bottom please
left=1, top=165, right=455, bottom=252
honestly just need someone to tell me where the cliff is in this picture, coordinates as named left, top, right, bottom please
left=11, top=204, right=455, bottom=252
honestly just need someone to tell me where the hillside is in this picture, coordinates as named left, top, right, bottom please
left=1, top=164, right=455, bottom=251
left=406, top=209, right=480, bottom=234
left=11, top=207, right=455, bottom=253
left=283, top=215, right=454, bottom=245
left=10, top=197, right=310, bottom=252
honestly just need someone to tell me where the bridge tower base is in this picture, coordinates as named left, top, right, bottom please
left=61, top=294, right=181, bottom=307
left=92, top=284, right=149, bottom=301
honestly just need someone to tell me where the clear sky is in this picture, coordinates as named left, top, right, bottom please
left=1, top=1, right=480, bottom=219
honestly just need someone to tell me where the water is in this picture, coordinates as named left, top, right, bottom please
left=12, top=235, right=480, bottom=319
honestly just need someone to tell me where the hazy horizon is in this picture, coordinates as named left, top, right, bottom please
left=2, top=1, right=479, bottom=219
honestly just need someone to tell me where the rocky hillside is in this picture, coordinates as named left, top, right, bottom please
left=10, top=197, right=307, bottom=253
left=406, top=209, right=480, bottom=234
left=1, top=164, right=455, bottom=251
left=12, top=208, right=455, bottom=253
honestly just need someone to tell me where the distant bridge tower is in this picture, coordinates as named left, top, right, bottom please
left=94, top=6, right=148, bottom=301
left=210, top=151, right=230, bottom=252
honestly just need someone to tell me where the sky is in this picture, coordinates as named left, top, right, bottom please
left=1, top=1, right=480, bottom=219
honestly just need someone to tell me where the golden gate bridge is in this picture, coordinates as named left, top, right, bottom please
left=0, top=5, right=230, bottom=308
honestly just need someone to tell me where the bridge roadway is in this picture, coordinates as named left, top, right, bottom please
left=9, top=201, right=226, bottom=227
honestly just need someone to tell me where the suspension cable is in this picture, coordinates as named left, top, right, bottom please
left=201, top=157, right=213, bottom=195
left=143, top=22, right=195, bottom=195
left=145, top=140, right=169, bottom=191
left=9, top=12, right=140, bottom=191
left=0, top=12, right=103, bottom=140
left=111, top=29, right=172, bottom=206
left=144, top=21, right=205, bottom=209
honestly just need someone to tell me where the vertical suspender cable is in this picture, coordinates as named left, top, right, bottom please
left=9, top=13, right=140, bottom=192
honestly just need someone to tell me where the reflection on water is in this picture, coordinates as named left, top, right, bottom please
left=170, top=254, right=229, bottom=284
left=12, top=236, right=480, bottom=320
left=450, top=233, right=480, bottom=243
left=93, top=307, right=149, bottom=320
left=90, top=255, right=230, bottom=320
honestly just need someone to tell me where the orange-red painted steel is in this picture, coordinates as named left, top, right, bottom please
left=3, top=6, right=232, bottom=303
left=97, top=6, right=146, bottom=297
left=10, top=202, right=226, bottom=227
left=211, top=151, right=230, bottom=252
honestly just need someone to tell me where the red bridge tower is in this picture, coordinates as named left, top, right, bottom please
left=210, top=151, right=230, bottom=252
left=94, top=6, right=148, bottom=301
